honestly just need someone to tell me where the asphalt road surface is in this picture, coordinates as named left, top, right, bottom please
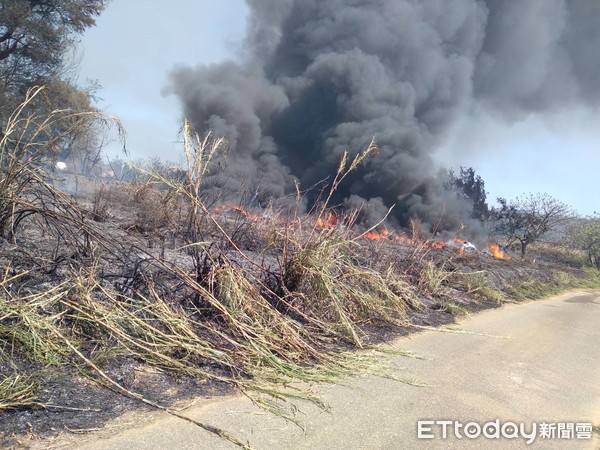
left=66, top=290, right=600, bottom=450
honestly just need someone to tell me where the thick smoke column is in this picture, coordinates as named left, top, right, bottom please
left=168, top=0, right=600, bottom=233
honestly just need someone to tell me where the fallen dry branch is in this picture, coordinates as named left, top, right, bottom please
left=49, top=326, right=252, bottom=450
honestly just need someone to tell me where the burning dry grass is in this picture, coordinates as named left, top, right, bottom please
left=2, top=100, right=600, bottom=447
left=0, top=117, right=426, bottom=446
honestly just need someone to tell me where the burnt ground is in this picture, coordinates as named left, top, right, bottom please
left=0, top=359, right=234, bottom=449
left=0, top=175, right=593, bottom=449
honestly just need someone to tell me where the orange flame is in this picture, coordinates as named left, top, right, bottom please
left=316, top=212, right=338, bottom=229
left=488, top=243, right=507, bottom=260
left=363, top=228, right=391, bottom=241
left=212, top=203, right=509, bottom=262
left=428, top=241, right=446, bottom=250
left=213, top=203, right=260, bottom=222
left=233, top=205, right=260, bottom=222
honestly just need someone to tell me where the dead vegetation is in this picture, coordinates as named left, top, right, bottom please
left=1, top=97, right=599, bottom=448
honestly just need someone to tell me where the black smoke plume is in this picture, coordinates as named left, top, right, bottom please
left=167, top=0, right=600, bottom=235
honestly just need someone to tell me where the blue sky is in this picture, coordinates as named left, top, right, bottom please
left=435, top=107, right=600, bottom=215
left=79, top=1, right=599, bottom=216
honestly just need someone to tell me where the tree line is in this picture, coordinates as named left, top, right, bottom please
left=445, top=166, right=598, bottom=263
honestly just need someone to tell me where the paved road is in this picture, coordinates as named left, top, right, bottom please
left=66, top=290, right=600, bottom=450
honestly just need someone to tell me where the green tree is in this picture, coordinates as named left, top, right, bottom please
left=0, top=0, right=108, bottom=103
left=491, top=193, right=574, bottom=258
left=1, top=0, right=110, bottom=166
left=444, top=166, right=490, bottom=222
left=568, top=214, right=600, bottom=269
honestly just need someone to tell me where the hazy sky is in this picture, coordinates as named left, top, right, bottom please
left=79, top=1, right=249, bottom=158
left=79, top=1, right=599, bottom=216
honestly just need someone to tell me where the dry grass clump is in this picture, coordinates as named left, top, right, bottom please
left=0, top=285, right=71, bottom=366
left=132, top=123, right=416, bottom=363
left=91, top=176, right=185, bottom=234
left=416, top=260, right=451, bottom=297
left=0, top=373, right=37, bottom=411
left=578, top=268, right=600, bottom=288
left=270, top=226, right=414, bottom=346
left=504, top=268, right=591, bottom=300
left=450, top=271, right=505, bottom=303
left=91, top=185, right=111, bottom=222
left=503, top=267, right=596, bottom=301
